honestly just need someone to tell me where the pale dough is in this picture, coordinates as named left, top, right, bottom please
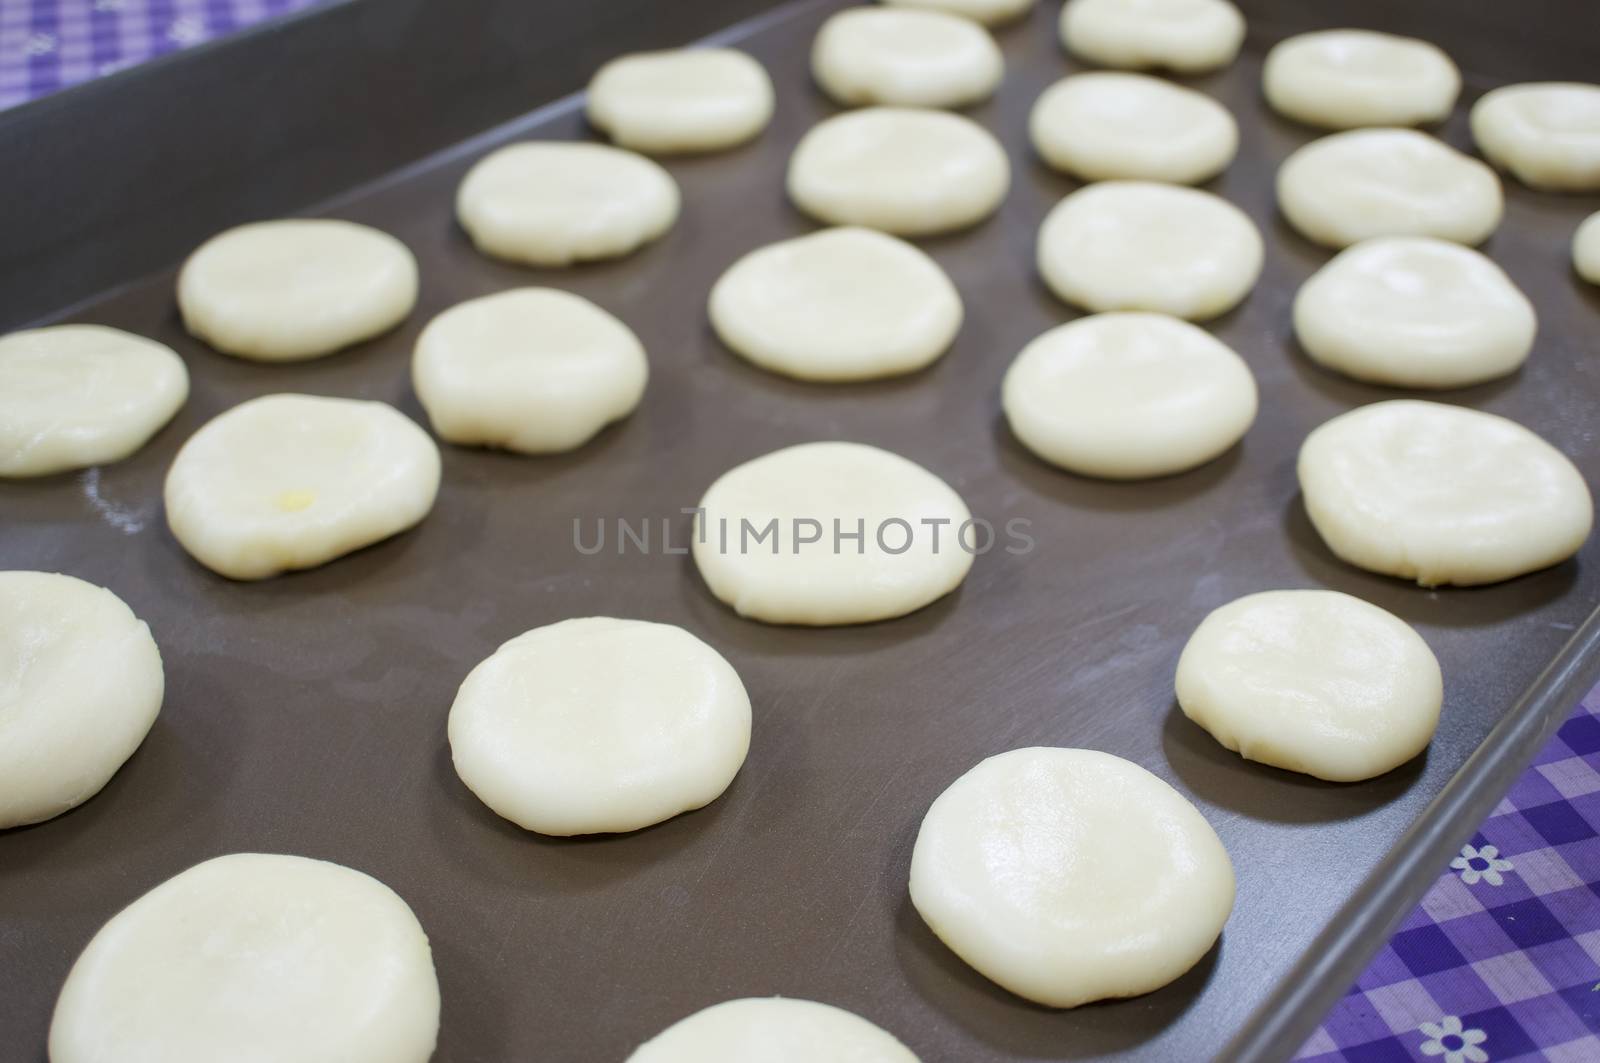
left=178, top=219, right=417, bottom=362
left=456, top=142, right=680, bottom=266
left=1298, top=400, right=1593, bottom=587
left=587, top=48, right=774, bottom=154
left=0, top=325, right=188, bottom=478
left=882, top=0, right=1034, bottom=28
left=1277, top=129, right=1503, bottom=248
left=1472, top=82, right=1600, bottom=192
left=1294, top=237, right=1536, bottom=389
left=1003, top=313, right=1257, bottom=479
left=1029, top=72, right=1238, bottom=184
left=693, top=442, right=974, bottom=626
left=0, top=572, right=163, bottom=829
left=413, top=288, right=648, bottom=453
left=49, top=853, right=439, bottom=1063
left=812, top=7, right=1003, bottom=110
left=1037, top=181, right=1263, bottom=320
left=1577, top=212, right=1600, bottom=285
left=628, top=998, right=919, bottom=1063
left=1059, top=0, right=1245, bottom=74
left=1176, top=590, right=1443, bottom=782
left=709, top=227, right=962, bottom=382
left=448, top=617, right=751, bottom=837
left=787, top=107, right=1009, bottom=236
left=1263, top=30, right=1460, bottom=130
left=909, top=747, right=1235, bottom=1008
left=164, top=394, right=441, bottom=581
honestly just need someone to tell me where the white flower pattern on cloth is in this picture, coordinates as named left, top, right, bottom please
left=1451, top=843, right=1514, bottom=887
left=1419, top=1015, right=1488, bottom=1063
left=25, top=33, right=57, bottom=57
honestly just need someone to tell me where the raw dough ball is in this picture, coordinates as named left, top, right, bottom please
left=787, top=107, right=1010, bottom=236
left=413, top=288, right=647, bottom=453
left=709, top=227, right=962, bottom=382
left=1003, top=313, right=1257, bottom=479
left=1059, top=0, right=1245, bottom=74
left=1029, top=72, right=1238, bottom=184
left=449, top=618, right=751, bottom=836
left=910, top=747, right=1234, bottom=1008
left=164, top=394, right=441, bottom=581
left=1037, top=181, right=1263, bottom=319
left=1263, top=30, right=1460, bottom=130
left=456, top=142, right=680, bottom=266
left=628, top=998, right=918, bottom=1062
left=587, top=48, right=774, bottom=154
left=1577, top=212, right=1600, bottom=284
left=693, top=442, right=974, bottom=626
left=0, top=572, right=163, bottom=829
left=1472, top=82, right=1600, bottom=192
left=881, top=0, right=1034, bottom=28
left=0, top=325, right=188, bottom=478
left=1298, top=400, right=1593, bottom=587
left=178, top=219, right=417, bottom=362
left=1277, top=129, right=1503, bottom=248
left=49, top=853, right=439, bottom=1063
left=812, top=7, right=1003, bottom=109
left=1176, top=590, right=1443, bottom=782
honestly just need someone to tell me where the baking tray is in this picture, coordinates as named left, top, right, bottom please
left=2, top=1, right=1598, bottom=1060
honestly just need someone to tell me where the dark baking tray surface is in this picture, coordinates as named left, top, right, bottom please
left=3, top=1, right=1599, bottom=1060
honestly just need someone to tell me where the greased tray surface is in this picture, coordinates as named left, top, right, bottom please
left=3, top=1, right=1599, bottom=1060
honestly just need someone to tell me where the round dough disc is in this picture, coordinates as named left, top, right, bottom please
left=1298, top=400, right=1593, bottom=587
left=1176, top=590, right=1443, bottom=782
left=413, top=288, right=648, bottom=453
left=1262, top=30, right=1460, bottom=130
left=1277, top=129, right=1503, bottom=248
left=1029, top=72, right=1238, bottom=184
left=1003, top=312, right=1257, bottom=479
left=693, top=442, right=974, bottom=626
left=1293, top=237, right=1536, bottom=389
left=909, top=747, right=1235, bottom=1008
left=812, top=8, right=1003, bottom=109
left=1037, top=181, right=1263, bottom=320
left=49, top=853, right=439, bottom=1063
left=1059, top=0, right=1245, bottom=74
left=456, top=142, right=680, bottom=267
left=628, top=998, right=918, bottom=1062
left=1472, top=82, right=1600, bottom=192
left=164, top=394, right=441, bottom=581
left=0, top=325, right=188, bottom=478
left=177, top=219, right=417, bottom=362
left=787, top=107, right=1010, bottom=236
left=0, top=572, right=163, bottom=829
left=709, top=227, right=962, bottom=382
left=449, top=617, right=751, bottom=836
left=881, top=0, right=1034, bottom=28
left=1577, top=212, right=1600, bottom=285
left=587, top=48, right=774, bottom=154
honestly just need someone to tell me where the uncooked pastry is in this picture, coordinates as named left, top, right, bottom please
left=909, top=747, right=1235, bottom=1008
left=812, top=7, right=1003, bottom=109
left=1263, top=30, right=1460, bottom=130
left=1298, top=400, right=1593, bottom=586
left=1577, top=212, right=1600, bottom=284
left=882, top=0, right=1033, bottom=28
left=1059, top=0, right=1245, bottom=74
left=1472, top=82, right=1600, bottom=192
left=628, top=997, right=919, bottom=1062
left=1029, top=72, right=1238, bottom=184
left=587, top=48, right=774, bottom=154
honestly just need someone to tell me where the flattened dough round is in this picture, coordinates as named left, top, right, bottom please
left=1059, top=0, right=1245, bottom=74
left=1298, top=400, right=1593, bottom=587
left=693, top=442, right=974, bottom=626
left=1277, top=129, right=1503, bottom=248
left=813, top=8, right=1003, bottom=109
left=413, top=288, right=647, bottom=452
left=164, top=394, right=441, bottom=581
left=1176, top=590, right=1443, bottom=782
left=178, top=219, right=417, bottom=362
left=456, top=142, right=680, bottom=266
left=0, top=572, right=163, bottom=829
left=628, top=998, right=918, bottom=1063
left=909, top=747, right=1235, bottom=1008
left=49, top=853, right=439, bottom=1063
left=449, top=617, right=751, bottom=836
left=1003, top=313, right=1257, bottom=479
left=709, top=227, right=962, bottom=381
left=1037, top=181, right=1263, bottom=319
left=787, top=107, right=1009, bottom=236
left=587, top=48, right=774, bottom=154
left=1294, top=237, right=1536, bottom=388
left=1029, top=72, right=1238, bottom=184
left=882, top=0, right=1033, bottom=28
left=1263, top=30, right=1460, bottom=130
left=1472, top=82, right=1600, bottom=192
left=1577, top=212, right=1600, bottom=285
left=0, top=325, right=188, bottom=478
